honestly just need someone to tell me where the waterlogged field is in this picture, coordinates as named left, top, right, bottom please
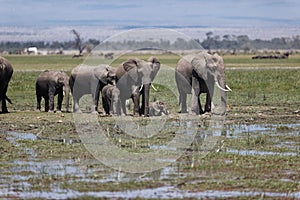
left=0, top=53, right=300, bottom=199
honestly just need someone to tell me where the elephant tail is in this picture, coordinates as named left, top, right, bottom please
left=6, top=95, right=12, bottom=104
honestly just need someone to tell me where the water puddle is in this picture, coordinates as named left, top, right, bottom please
left=226, top=148, right=298, bottom=156
left=1, top=122, right=299, bottom=199
left=6, top=131, right=37, bottom=146
left=1, top=186, right=299, bottom=199
left=226, top=123, right=300, bottom=137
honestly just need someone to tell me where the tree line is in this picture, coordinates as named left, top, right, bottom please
left=1, top=31, right=300, bottom=54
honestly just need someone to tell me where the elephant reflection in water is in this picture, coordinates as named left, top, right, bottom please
left=175, top=52, right=231, bottom=115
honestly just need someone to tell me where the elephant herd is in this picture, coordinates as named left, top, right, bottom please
left=0, top=52, right=231, bottom=116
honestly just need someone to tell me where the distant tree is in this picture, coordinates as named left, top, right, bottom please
left=71, top=29, right=85, bottom=56
left=206, top=31, right=213, bottom=39
left=223, top=34, right=231, bottom=40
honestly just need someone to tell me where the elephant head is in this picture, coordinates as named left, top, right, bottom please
left=94, top=65, right=116, bottom=85
left=149, top=101, right=169, bottom=116
left=116, top=57, right=160, bottom=116
left=191, top=53, right=230, bottom=114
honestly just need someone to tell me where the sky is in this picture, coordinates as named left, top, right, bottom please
left=0, top=0, right=300, bottom=28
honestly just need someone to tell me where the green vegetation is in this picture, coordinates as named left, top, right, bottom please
left=0, top=54, right=299, bottom=198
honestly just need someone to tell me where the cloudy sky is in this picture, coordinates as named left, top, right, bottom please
left=0, top=0, right=299, bottom=27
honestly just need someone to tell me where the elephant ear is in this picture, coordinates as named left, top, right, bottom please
left=94, top=65, right=116, bottom=84
left=191, top=56, right=208, bottom=80
left=123, top=59, right=138, bottom=72
left=148, top=56, right=160, bottom=78
left=212, top=53, right=224, bottom=69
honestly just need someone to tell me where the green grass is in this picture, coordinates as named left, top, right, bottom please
left=226, top=69, right=300, bottom=106
left=4, top=54, right=84, bottom=71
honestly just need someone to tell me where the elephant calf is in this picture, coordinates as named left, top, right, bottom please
left=149, top=101, right=169, bottom=116
left=36, top=70, right=70, bottom=112
left=0, top=56, right=13, bottom=113
left=101, top=84, right=121, bottom=115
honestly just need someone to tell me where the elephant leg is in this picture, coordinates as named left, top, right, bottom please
left=141, top=84, right=150, bottom=117
left=92, top=90, right=100, bottom=114
left=204, top=93, right=211, bottom=113
left=57, top=91, right=63, bottom=112
left=1, top=86, right=8, bottom=113
left=102, top=96, right=109, bottom=115
left=36, top=94, right=42, bottom=111
left=132, top=91, right=140, bottom=116
left=45, top=97, right=50, bottom=112
left=140, top=90, right=144, bottom=115
left=190, top=77, right=202, bottom=115
left=121, top=98, right=127, bottom=116
left=48, top=90, right=55, bottom=112
left=204, top=81, right=214, bottom=113
left=73, top=96, right=81, bottom=113
left=109, top=99, right=114, bottom=114
left=180, top=92, right=188, bottom=113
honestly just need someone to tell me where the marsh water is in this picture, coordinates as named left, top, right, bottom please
left=1, top=122, right=299, bottom=199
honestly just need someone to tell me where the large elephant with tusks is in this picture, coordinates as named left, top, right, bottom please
left=0, top=56, right=13, bottom=113
left=116, top=57, right=160, bottom=116
left=175, top=52, right=231, bottom=115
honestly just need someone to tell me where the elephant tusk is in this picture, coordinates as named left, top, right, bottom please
left=139, top=85, right=143, bottom=92
left=151, top=84, right=158, bottom=91
left=215, top=81, right=230, bottom=92
left=226, top=84, right=232, bottom=91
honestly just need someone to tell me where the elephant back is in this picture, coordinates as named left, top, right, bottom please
left=0, top=56, right=13, bottom=76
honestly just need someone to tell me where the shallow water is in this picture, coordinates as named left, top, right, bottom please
left=226, top=148, right=298, bottom=156
left=1, top=122, right=299, bottom=199
left=2, top=185, right=300, bottom=199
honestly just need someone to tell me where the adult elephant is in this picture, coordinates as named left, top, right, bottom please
left=36, top=70, right=70, bottom=112
left=0, top=56, right=13, bottom=113
left=116, top=57, right=160, bottom=116
left=69, top=64, right=116, bottom=113
left=175, top=52, right=231, bottom=115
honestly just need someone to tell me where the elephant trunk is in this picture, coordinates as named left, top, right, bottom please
left=216, top=78, right=227, bottom=115
left=143, top=84, right=150, bottom=117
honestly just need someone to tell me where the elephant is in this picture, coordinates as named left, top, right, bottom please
left=0, top=56, right=13, bottom=113
left=36, top=70, right=70, bottom=112
left=101, top=84, right=121, bottom=115
left=69, top=64, right=116, bottom=113
left=149, top=101, right=169, bottom=116
left=116, top=56, right=160, bottom=117
left=175, top=52, right=231, bottom=115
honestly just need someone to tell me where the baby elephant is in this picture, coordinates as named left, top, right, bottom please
left=149, top=101, right=169, bottom=116
left=36, top=70, right=70, bottom=112
left=101, top=84, right=121, bottom=115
